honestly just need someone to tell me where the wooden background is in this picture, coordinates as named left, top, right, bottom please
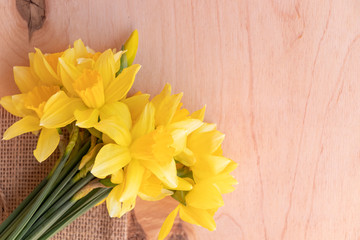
left=1, top=0, right=360, bottom=239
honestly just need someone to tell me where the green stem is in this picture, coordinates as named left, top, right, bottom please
left=0, top=171, right=52, bottom=239
left=37, top=188, right=111, bottom=240
left=0, top=205, right=31, bottom=239
left=115, top=45, right=127, bottom=77
left=15, top=162, right=81, bottom=240
left=51, top=142, right=91, bottom=204
left=27, top=173, right=94, bottom=234
left=1, top=133, right=90, bottom=240
left=55, top=141, right=90, bottom=186
left=24, top=200, right=75, bottom=240
left=0, top=182, right=52, bottom=239
left=7, top=126, right=79, bottom=240
left=0, top=177, right=47, bottom=235
left=16, top=131, right=91, bottom=239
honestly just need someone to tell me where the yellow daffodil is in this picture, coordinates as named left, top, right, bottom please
left=158, top=158, right=238, bottom=239
left=155, top=97, right=237, bottom=240
left=40, top=31, right=141, bottom=129
left=1, top=85, right=81, bottom=162
left=91, top=102, right=177, bottom=217
left=91, top=84, right=197, bottom=218
left=13, top=49, right=64, bottom=94
left=90, top=84, right=214, bottom=220
left=158, top=164, right=237, bottom=240
left=0, top=40, right=103, bottom=162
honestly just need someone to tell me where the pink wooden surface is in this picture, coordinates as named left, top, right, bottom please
left=1, top=0, right=360, bottom=239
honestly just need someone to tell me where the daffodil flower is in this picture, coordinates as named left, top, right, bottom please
left=158, top=165, right=238, bottom=239
left=40, top=31, right=140, bottom=129
left=151, top=84, right=206, bottom=167
left=154, top=89, right=238, bottom=239
left=90, top=102, right=176, bottom=217
left=0, top=41, right=100, bottom=163
left=1, top=86, right=82, bottom=162
left=90, top=84, right=208, bottom=219
left=12, top=48, right=65, bottom=94
left=40, top=50, right=141, bottom=129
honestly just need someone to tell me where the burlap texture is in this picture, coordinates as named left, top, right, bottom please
left=0, top=107, right=127, bottom=239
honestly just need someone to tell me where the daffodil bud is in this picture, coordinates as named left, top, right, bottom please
left=72, top=180, right=105, bottom=201
left=79, top=143, right=104, bottom=169
left=124, top=29, right=138, bottom=66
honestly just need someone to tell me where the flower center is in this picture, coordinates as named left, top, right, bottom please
left=73, top=69, right=105, bottom=109
left=25, top=85, right=60, bottom=118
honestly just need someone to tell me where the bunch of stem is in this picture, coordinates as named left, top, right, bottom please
left=0, top=126, right=111, bottom=240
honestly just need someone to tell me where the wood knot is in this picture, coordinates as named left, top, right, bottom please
left=168, top=221, right=188, bottom=240
left=128, top=210, right=147, bottom=240
left=16, top=0, right=46, bottom=40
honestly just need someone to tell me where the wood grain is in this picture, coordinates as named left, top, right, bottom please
left=1, top=0, right=360, bottom=239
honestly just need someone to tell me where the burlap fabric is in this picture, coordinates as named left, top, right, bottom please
left=0, top=107, right=127, bottom=239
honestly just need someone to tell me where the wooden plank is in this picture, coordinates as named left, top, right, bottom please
left=1, top=0, right=360, bottom=239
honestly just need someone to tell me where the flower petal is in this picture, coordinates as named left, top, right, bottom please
left=13, top=66, right=40, bottom=93
left=0, top=95, right=33, bottom=117
left=106, top=185, right=136, bottom=218
left=33, top=128, right=60, bottom=162
left=120, top=159, right=145, bottom=201
left=92, top=144, right=131, bottom=178
left=151, top=83, right=171, bottom=106
left=138, top=172, right=172, bottom=201
left=61, top=48, right=75, bottom=63
left=141, top=160, right=178, bottom=188
left=33, top=48, right=60, bottom=85
left=122, top=93, right=150, bottom=121
left=104, top=64, right=141, bottom=103
left=111, top=168, right=124, bottom=184
left=99, top=102, right=132, bottom=129
left=175, top=148, right=196, bottom=166
left=192, top=155, right=231, bottom=179
left=191, top=105, right=206, bottom=121
left=170, top=129, right=187, bottom=155
left=222, top=160, right=239, bottom=174
left=179, top=205, right=216, bottom=231
left=166, top=177, right=193, bottom=191
left=41, top=91, right=85, bottom=128
left=76, top=58, right=96, bottom=71
left=185, top=182, right=224, bottom=209
left=74, top=39, right=88, bottom=58
left=74, top=108, right=99, bottom=128
left=58, top=58, right=81, bottom=96
left=169, top=119, right=203, bottom=135
left=152, top=84, right=183, bottom=126
left=131, top=103, right=155, bottom=140
left=171, top=105, right=190, bottom=123
left=3, top=116, right=41, bottom=140
left=158, top=205, right=180, bottom=240
left=94, top=49, right=115, bottom=89
left=94, top=118, right=131, bottom=146
left=24, top=85, right=60, bottom=118
left=0, top=96, right=22, bottom=117
left=210, top=174, right=238, bottom=194
left=106, top=185, right=123, bottom=217
left=188, top=129, right=225, bottom=154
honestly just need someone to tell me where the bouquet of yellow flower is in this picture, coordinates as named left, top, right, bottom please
left=0, top=30, right=237, bottom=239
